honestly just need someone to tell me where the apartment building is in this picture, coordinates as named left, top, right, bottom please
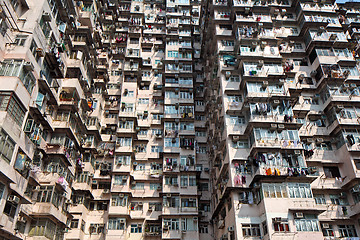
left=0, top=0, right=212, bottom=239
left=202, top=0, right=360, bottom=239
left=2, top=0, right=360, bottom=239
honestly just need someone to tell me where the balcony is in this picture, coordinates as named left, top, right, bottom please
left=318, top=205, right=351, bottom=220
left=31, top=202, right=68, bottom=224
left=300, top=3, right=337, bottom=12
left=215, top=26, right=232, bottom=36
left=250, top=138, right=303, bottom=152
left=108, top=205, right=129, bottom=215
left=162, top=229, right=183, bottom=239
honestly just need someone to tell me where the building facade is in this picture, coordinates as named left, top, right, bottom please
left=1, top=0, right=360, bottom=239
left=203, top=0, right=360, bottom=239
left=0, top=0, right=210, bottom=239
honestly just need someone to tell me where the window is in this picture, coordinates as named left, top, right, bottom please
left=39, top=16, right=51, bottom=38
left=323, top=166, right=341, bottom=178
left=199, top=224, right=208, bottom=233
left=180, top=175, right=188, bottom=187
left=150, top=183, right=160, bottom=190
left=89, top=224, right=105, bottom=234
left=81, top=220, right=85, bottom=232
left=114, top=175, right=128, bottom=185
left=151, top=146, right=163, bottom=153
left=164, top=219, right=179, bottom=230
left=165, top=176, right=178, bottom=185
left=262, top=183, right=288, bottom=198
left=167, top=51, right=179, bottom=58
left=0, top=130, right=16, bottom=163
left=138, top=98, right=149, bottom=104
left=181, top=218, right=198, bottom=231
left=114, top=155, right=130, bottom=166
left=181, top=198, right=197, bottom=208
left=164, top=138, right=179, bottom=148
left=70, top=219, right=79, bottom=229
left=273, top=219, right=290, bottom=232
left=116, top=137, right=132, bottom=147
left=111, top=195, right=128, bottom=207
left=76, top=172, right=90, bottom=183
left=233, top=140, right=249, bottom=149
left=3, top=197, right=18, bottom=218
left=0, top=92, right=26, bottom=125
left=294, top=43, right=303, bottom=49
left=294, top=214, right=319, bottom=232
left=288, top=183, right=313, bottom=198
left=29, top=219, right=58, bottom=239
left=338, top=225, right=357, bottom=237
left=36, top=186, right=62, bottom=208
left=314, top=194, right=326, bottom=205
left=132, top=182, right=144, bottom=190
left=329, top=194, right=348, bottom=206
left=14, top=35, right=27, bottom=46
left=322, top=224, right=334, bottom=237
left=0, top=182, right=5, bottom=199
left=131, top=224, right=142, bottom=233
left=242, top=224, right=261, bottom=237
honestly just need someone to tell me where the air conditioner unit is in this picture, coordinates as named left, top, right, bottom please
left=322, top=223, right=330, bottom=229
left=119, top=193, right=125, bottom=197
left=344, top=83, right=350, bottom=88
left=270, top=124, right=277, bottom=130
left=89, top=173, right=94, bottom=177
left=120, top=219, right=126, bottom=223
left=316, top=138, right=324, bottom=143
left=278, top=124, right=285, bottom=129
left=294, top=150, right=301, bottom=155
left=228, top=226, right=234, bottom=232
left=8, top=195, right=20, bottom=204
left=273, top=100, right=280, bottom=105
left=273, top=217, right=282, bottom=222
left=295, top=212, right=304, bottom=218
left=166, top=193, right=172, bottom=197
left=103, top=189, right=110, bottom=193
left=262, top=81, right=269, bottom=88
left=138, top=202, right=143, bottom=206
left=307, top=138, right=314, bottom=143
